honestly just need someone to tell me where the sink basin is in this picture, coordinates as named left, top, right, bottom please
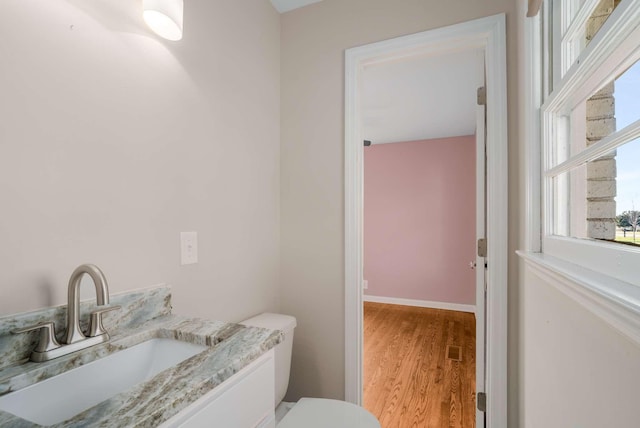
left=0, top=338, right=207, bottom=425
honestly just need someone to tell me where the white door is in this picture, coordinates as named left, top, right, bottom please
left=475, top=93, right=487, bottom=428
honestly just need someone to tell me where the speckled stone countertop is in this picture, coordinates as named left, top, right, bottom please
left=0, top=286, right=282, bottom=427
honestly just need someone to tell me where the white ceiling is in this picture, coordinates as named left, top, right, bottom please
left=362, top=49, right=485, bottom=145
left=270, top=0, right=324, bottom=13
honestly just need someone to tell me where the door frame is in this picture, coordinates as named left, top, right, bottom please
left=344, top=14, right=508, bottom=427
left=476, top=101, right=487, bottom=428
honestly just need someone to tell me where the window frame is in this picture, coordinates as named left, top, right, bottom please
left=540, top=0, right=640, bottom=287
left=520, top=0, right=640, bottom=350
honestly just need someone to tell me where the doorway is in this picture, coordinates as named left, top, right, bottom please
left=344, top=14, right=508, bottom=428
left=362, top=135, right=482, bottom=426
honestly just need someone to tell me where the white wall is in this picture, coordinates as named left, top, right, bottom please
left=522, top=264, right=640, bottom=427
left=280, top=0, right=520, bottom=415
left=0, top=0, right=281, bottom=322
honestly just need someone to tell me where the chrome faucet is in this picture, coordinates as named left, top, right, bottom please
left=13, top=264, right=120, bottom=362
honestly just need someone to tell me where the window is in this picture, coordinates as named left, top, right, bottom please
left=541, top=0, right=640, bottom=286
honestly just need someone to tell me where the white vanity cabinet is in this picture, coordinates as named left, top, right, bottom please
left=160, top=349, right=275, bottom=428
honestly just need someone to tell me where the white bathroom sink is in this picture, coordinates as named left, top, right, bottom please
left=0, top=338, right=207, bottom=425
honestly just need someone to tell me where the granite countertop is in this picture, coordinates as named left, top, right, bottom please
left=0, top=312, right=282, bottom=427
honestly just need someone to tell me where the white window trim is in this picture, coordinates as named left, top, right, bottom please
left=523, top=7, right=543, bottom=253
left=542, top=0, right=640, bottom=279
left=521, top=0, right=640, bottom=348
left=560, top=0, right=600, bottom=77
left=518, top=251, right=640, bottom=345
left=545, top=118, right=640, bottom=177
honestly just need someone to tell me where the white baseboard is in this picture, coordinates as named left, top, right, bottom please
left=363, top=294, right=475, bottom=314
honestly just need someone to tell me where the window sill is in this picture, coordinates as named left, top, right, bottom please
left=517, top=250, right=640, bottom=345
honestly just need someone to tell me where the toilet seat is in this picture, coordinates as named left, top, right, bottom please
left=276, top=398, right=380, bottom=428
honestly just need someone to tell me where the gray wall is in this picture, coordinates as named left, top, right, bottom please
left=1, top=1, right=531, bottom=426
left=0, top=0, right=282, bottom=322
left=279, top=3, right=520, bottom=426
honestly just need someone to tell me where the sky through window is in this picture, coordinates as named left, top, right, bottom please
left=614, top=61, right=640, bottom=214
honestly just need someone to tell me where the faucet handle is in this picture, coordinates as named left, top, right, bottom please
left=12, top=322, right=61, bottom=353
left=87, top=305, right=121, bottom=337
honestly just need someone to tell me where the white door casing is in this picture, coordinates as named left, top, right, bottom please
left=344, top=14, right=508, bottom=428
left=476, top=101, right=487, bottom=428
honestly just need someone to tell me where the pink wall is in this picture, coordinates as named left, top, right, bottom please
left=364, top=136, right=476, bottom=305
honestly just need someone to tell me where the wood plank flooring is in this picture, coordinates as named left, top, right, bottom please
left=363, top=302, right=476, bottom=428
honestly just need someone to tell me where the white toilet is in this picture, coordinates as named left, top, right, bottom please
left=241, top=313, right=380, bottom=428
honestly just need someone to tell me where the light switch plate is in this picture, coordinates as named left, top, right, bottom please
left=363, top=279, right=368, bottom=289
left=180, top=231, right=198, bottom=265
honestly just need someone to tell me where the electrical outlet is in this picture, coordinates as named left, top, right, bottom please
left=363, top=279, right=368, bottom=290
left=180, top=231, right=198, bottom=265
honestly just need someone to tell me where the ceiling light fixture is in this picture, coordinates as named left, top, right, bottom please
left=143, top=0, right=183, bottom=41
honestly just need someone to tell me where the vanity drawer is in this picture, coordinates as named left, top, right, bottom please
left=160, top=349, right=275, bottom=428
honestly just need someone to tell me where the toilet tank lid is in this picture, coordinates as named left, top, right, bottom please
left=240, top=313, right=297, bottom=332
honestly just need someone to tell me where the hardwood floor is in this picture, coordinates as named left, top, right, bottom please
left=363, top=302, right=476, bottom=428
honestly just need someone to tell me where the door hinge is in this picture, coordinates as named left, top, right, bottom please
left=477, top=238, right=487, bottom=258
left=477, top=86, right=487, bottom=106
left=477, top=392, right=487, bottom=412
